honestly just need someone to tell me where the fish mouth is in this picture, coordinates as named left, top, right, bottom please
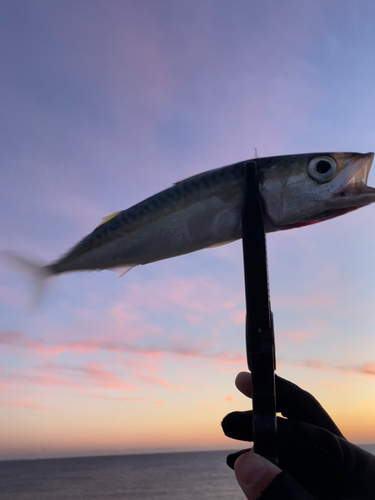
left=340, top=182, right=375, bottom=198
left=316, top=152, right=375, bottom=223
left=332, top=152, right=375, bottom=205
left=338, top=153, right=375, bottom=205
left=343, top=152, right=374, bottom=189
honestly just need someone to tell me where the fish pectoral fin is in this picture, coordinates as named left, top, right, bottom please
left=207, top=239, right=235, bottom=249
left=111, top=265, right=137, bottom=277
left=95, top=211, right=122, bottom=229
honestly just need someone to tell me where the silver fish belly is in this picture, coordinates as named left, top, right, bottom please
left=49, top=162, right=246, bottom=274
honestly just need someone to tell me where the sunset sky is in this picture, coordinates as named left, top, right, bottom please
left=2, top=0, right=375, bottom=461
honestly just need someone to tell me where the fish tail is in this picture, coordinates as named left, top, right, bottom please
left=1, top=251, right=52, bottom=306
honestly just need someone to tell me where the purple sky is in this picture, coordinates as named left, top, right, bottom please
left=2, top=0, right=375, bottom=460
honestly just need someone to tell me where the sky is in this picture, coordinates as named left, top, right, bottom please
left=2, top=0, right=375, bottom=461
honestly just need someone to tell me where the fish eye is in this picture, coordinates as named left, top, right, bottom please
left=308, top=156, right=337, bottom=183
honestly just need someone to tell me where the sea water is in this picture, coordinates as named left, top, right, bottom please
left=2, top=446, right=374, bottom=500
left=0, top=450, right=244, bottom=500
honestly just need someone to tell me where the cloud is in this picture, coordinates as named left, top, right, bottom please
left=223, top=396, right=235, bottom=402
left=79, top=362, right=135, bottom=391
left=136, top=374, right=185, bottom=390
left=282, top=357, right=375, bottom=379
left=1, top=400, right=51, bottom=410
left=0, top=328, right=245, bottom=364
left=231, top=310, right=245, bottom=325
left=84, top=394, right=146, bottom=403
left=353, top=363, right=375, bottom=377
left=0, top=371, right=83, bottom=389
left=108, top=303, right=161, bottom=342
left=0, top=330, right=24, bottom=345
left=0, top=358, right=136, bottom=393
left=0, top=327, right=247, bottom=402
left=278, top=330, right=318, bottom=346
left=120, top=276, right=231, bottom=317
left=301, top=359, right=330, bottom=371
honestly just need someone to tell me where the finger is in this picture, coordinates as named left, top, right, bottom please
left=222, top=404, right=341, bottom=444
left=226, top=373, right=343, bottom=439
left=227, top=449, right=250, bottom=469
left=234, top=372, right=343, bottom=437
left=275, top=376, right=344, bottom=437
left=253, top=472, right=321, bottom=500
left=235, top=371, right=252, bottom=398
left=234, top=449, right=281, bottom=500
left=226, top=423, right=348, bottom=499
left=222, top=410, right=253, bottom=441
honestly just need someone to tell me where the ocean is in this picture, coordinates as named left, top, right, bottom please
left=2, top=446, right=375, bottom=499
left=0, top=450, right=244, bottom=500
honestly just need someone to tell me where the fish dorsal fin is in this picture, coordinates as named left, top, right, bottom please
left=112, top=265, right=136, bottom=277
left=95, top=211, right=121, bottom=229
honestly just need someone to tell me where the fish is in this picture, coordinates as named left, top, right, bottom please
left=4, top=152, right=375, bottom=290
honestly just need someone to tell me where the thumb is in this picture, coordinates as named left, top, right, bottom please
left=234, top=449, right=281, bottom=500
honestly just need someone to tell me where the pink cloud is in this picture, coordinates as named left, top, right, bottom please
left=119, top=276, right=235, bottom=318
left=0, top=330, right=22, bottom=344
left=223, top=396, right=235, bottom=402
left=0, top=328, right=245, bottom=366
left=302, top=359, right=330, bottom=371
left=0, top=330, right=105, bottom=358
left=109, top=303, right=160, bottom=342
left=76, top=362, right=135, bottom=391
left=222, top=301, right=236, bottom=309
left=356, top=363, right=375, bottom=376
left=136, top=374, right=185, bottom=390
left=86, top=395, right=146, bottom=402
left=1, top=400, right=51, bottom=410
left=0, top=330, right=152, bottom=358
left=0, top=358, right=136, bottom=394
left=0, top=371, right=84, bottom=389
left=278, top=330, right=318, bottom=346
left=231, top=310, right=245, bottom=325
left=213, top=351, right=245, bottom=364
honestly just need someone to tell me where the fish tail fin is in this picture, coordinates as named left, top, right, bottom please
left=1, top=251, right=52, bottom=307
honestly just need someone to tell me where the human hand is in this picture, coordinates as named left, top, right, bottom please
left=222, top=372, right=375, bottom=500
